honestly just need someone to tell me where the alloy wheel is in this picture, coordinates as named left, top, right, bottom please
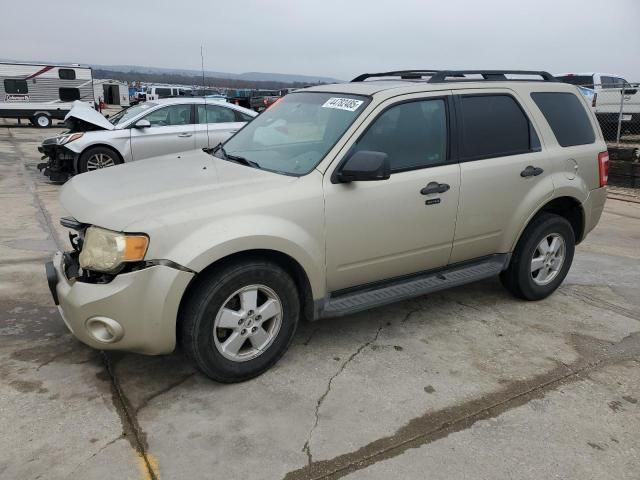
left=213, top=284, right=283, bottom=362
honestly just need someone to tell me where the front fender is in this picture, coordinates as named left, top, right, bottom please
left=65, top=131, right=132, bottom=163
left=145, top=214, right=327, bottom=300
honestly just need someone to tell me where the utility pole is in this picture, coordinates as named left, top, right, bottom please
left=201, top=45, right=206, bottom=88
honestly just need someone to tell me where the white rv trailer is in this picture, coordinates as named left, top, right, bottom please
left=0, top=62, right=94, bottom=127
left=93, top=79, right=130, bottom=106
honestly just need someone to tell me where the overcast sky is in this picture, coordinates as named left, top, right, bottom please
left=2, top=0, right=639, bottom=80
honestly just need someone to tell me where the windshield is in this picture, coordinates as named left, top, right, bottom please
left=221, top=92, right=369, bottom=175
left=108, top=102, right=158, bottom=126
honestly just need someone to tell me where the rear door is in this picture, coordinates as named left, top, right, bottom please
left=130, top=103, right=195, bottom=161
left=196, top=103, right=246, bottom=148
left=450, top=89, right=554, bottom=263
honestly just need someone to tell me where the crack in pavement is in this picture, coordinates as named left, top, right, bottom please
left=560, top=287, right=640, bottom=322
left=284, top=331, right=640, bottom=480
left=135, top=372, right=197, bottom=414
left=302, top=308, right=421, bottom=466
left=100, top=352, right=159, bottom=480
left=62, top=435, right=123, bottom=480
left=302, top=321, right=388, bottom=465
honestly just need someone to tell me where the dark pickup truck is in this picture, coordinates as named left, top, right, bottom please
left=249, top=90, right=281, bottom=112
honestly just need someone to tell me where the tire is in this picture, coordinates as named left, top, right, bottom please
left=500, top=213, right=575, bottom=301
left=179, top=259, right=300, bottom=382
left=77, top=146, right=121, bottom=174
left=32, top=113, right=52, bottom=128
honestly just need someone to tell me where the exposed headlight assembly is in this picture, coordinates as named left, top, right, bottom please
left=79, top=227, right=149, bottom=273
left=56, top=132, right=84, bottom=145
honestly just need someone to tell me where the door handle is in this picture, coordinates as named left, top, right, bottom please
left=229, top=129, right=238, bottom=134
left=520, top=165, right=544, bottom=177
left=420, top=182, right=450, bottom=195
left=177, top=133, right=192, bottom=138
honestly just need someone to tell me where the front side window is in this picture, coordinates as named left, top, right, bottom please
left=459, top=94, right=534, bottom=161
left=109, top=102, right=157, bottom=126
left=531, top=92, right=595, bottom=147
left=59, top=87, right=80, bottom=102
left=222, top=92, right=369, bottom=176
left=351, top=99, right=447, bottom=172
left=143, top=104, right=192, bottom=126
left=58, top=69, right=76, bottom=80
left=4, top=79, right=28, bottom=94
left=197, top=104, right=237, bottom=124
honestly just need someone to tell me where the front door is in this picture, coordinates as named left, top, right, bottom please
left=130, top=104, right=195, bottom=161
left=324, top=94, right=460, bottom=292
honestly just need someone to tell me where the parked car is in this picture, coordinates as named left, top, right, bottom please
left=555, top=72, right=640, bottom=140
left=249, top=90, right=281, bottom=112
left=46, top=70, right=608, bottom=382
left=38, top=98, right=256, bottom=181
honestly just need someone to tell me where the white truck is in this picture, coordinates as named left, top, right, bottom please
left=555, top=73, right=639, bottom=140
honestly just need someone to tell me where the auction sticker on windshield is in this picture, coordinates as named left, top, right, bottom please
left=322, top=97, right=364, bottom=112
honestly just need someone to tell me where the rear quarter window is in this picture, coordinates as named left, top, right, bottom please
left=531, top=92, right=595, bottom=147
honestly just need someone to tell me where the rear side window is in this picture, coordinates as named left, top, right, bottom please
left=458, top=95, right=533, bottom=160
left=235, top=110, right=254, bottom=122
left=58, top=69, right=76, bottom=80
left=353, top=98, right=448, bottom=172
left=4, top=79, right=28, bottom=94
left=555, top=75, right=594, bottom=87
left=531, top=92, right=595, bottom=147
left=59, top=87, right=80, bottom=102
left=155, top=88, right=172, bottom=97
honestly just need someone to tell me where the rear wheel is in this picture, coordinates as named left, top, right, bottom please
left=500, top=213, right=575, bottom=300
left=78, top=146, right=121, bottom=173
left=179, top=259, right=300, bottom=382
left=32, top=113, right=52, bottom=128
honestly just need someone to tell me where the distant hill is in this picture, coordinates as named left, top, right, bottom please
left=91, top=64, right=341, bottom=85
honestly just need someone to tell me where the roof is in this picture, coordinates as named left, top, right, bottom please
left=0, top=61, right=91, bottom=69
left=305, top=77, right=579, bottom=100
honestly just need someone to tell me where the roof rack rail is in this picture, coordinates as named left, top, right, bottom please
left=351, top=70, right=557, bottom=83
left=351, top=70, right=441, bottom=82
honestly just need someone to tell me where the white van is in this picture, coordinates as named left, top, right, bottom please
left=145, top=85, right=192, bottom=101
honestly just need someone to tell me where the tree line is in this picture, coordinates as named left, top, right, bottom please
left=93, top=69, right=323, bottom=90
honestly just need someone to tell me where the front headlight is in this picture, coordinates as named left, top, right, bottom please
left=56, top=132, right=84, bottom=145
left=79, top=227, right=149, bottom=273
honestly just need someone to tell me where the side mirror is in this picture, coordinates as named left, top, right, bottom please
left=133, top=119, right=151, bottom=129
left=623, top=88, right=637, bottom=95
left=335, top=150, right=390, bottom=183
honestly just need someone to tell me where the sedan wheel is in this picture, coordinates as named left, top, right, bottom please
left=86, top=152, right=116, bottom=171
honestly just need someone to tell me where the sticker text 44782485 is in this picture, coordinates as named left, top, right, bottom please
left=322, top=97, right=364, bottom=112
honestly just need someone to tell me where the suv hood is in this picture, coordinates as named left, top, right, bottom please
left=64, top=100, right=114, bottom=130
left=60, top=149, right=296, bottom=231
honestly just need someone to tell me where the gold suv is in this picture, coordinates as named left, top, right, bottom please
left=46, top=70, right=609, bottom=382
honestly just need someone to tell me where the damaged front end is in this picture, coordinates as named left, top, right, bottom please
left=38, top=102, right=113, bottom=182
left=38, top=135, right=80, bottom=183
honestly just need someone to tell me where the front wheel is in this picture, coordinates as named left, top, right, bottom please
left=179, top=259, right=300, bottom=382
left=500, top=213, right=575, bottom=300
left=78, top=146, right=121, bottom=173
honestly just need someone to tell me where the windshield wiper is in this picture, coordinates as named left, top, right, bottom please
left=210, top=143, right=261, bottom=169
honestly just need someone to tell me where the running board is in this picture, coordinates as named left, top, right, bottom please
left=318, top=255, right=509, bottom=319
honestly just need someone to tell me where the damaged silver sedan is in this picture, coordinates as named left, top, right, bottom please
left=38, top=98, right=256, bottom=182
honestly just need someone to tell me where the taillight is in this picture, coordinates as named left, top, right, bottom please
left=598, top=151, right=609, bottom=187
left=592, top=92, right=597, bottom=107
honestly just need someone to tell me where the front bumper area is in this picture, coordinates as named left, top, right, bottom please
left=47, top=252, right=194, bottom=355
left=37, top=144, right=78, bottom=183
